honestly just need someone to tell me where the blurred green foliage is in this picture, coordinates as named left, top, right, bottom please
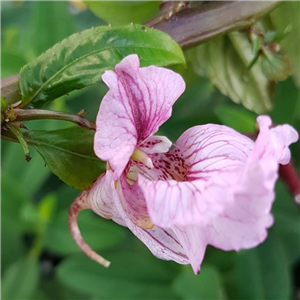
left=1, top=1, right=300, bottom=300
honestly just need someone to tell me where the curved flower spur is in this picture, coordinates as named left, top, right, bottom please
left=69, top=54, right=298, bottom=274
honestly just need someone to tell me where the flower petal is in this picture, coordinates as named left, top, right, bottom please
left=139, top=135, right=172, bottom=154
left=253, top=115, right=299, bottom=164
left=205, top=159, right=277, bottom=252
left=117, top=174, right=154, bottom=229
left=139, top=124, right=255, bottom=227
left=172, top=225, right=207, bottom=274
left=206, top=116, right=299, bottom=251
left=138, top=174, right=232, bottom=228
left=175, top=124, right=254, bottom=181
left=85, top=171, right=126, bottom=226
left=139, top=118, right=298, bottom=272
left=94, top=54, right=185, bottom=180
left=112, top=194, right=189, bottom=265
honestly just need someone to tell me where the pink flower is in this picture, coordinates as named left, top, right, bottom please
left=69, top=55, right=299, bottom=274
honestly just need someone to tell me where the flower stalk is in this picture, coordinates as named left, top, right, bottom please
left=12, top=108, right=96, bottom=130
left=69, top=190, right=111, bottom=268
left=279, top=162, right=300, bottom=211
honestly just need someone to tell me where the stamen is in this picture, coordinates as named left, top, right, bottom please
left=126, top=165, right=139, bottom=185
left=69, top=191, right=111, bottom=268
left=131, top=149, right=153, bottom=168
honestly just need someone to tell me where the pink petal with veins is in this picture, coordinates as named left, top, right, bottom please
left=84, top=171, right=189, bottom=266
left=139, top=124, right=254, bottom=227
left=252, top=115, right=298, bottom=164
left=112, top=194, right=189, bottom=265
left=85, top=171, right=126, bottom=227
left=138, top=175, right=232, bottom=228
left=117, top=174, right=153, bottom=229
left=205, top=116, right=298, bottom=252
left=173, top=225, right=207, bottom=274
left=139, top=135, right=172, bottom=154
left=94, top=55, right=185, bottom=180
left=138, top=117, right=298, bottom=273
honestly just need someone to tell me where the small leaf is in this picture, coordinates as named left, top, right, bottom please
left=44, top=210, right=127, bottom=255
left=19, top=24, right=185, bottom=108
left=172, top=264, right=224, bottom=300
left=192, top=32, right=274, bottom=113
left=85, top=1, right=159, bottom=26
left=1, top=256, right=39, bottom=300
left=5, top=126, right=105, bottom=189
left=261, top=48, right=290, bottom=81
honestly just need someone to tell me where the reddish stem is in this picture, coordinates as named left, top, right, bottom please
left=279, top=162, right=300, bottom=211
left=69, top=191, right=111, bottom=267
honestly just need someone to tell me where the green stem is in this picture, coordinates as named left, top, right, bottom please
left=6, top=123, right=31, bottom=161
left=13, top=108, right=96, bottom=130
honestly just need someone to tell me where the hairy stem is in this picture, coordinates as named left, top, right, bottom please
left=13, top=108, right=96, bottom=130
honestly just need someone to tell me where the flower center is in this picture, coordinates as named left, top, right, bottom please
left=130, top=149, right=153, bottom=169
left=153, top=151, right=188, bottom=182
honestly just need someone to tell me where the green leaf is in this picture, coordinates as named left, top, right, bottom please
left=1, top=256, right=39, bottom=300
left=235, top=229, right=292, bottom=300
left=192, top=32, right=274, bottom=113
left=57, top=253, right=180, bottom=299
left=19, top=24, right=185, bottom=108
left=44, top=210, right=127, bottom=255
left=270, top=2, right=300, bottom=86
left=214, top=104, right=257, bottom=132
left=85, top=1, right=160, bottom=26
left=261, top=48, right=290, bottom=82
left=173, top=264, right=224, bottom=300
left=4, top=126, right=105, bottom=189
